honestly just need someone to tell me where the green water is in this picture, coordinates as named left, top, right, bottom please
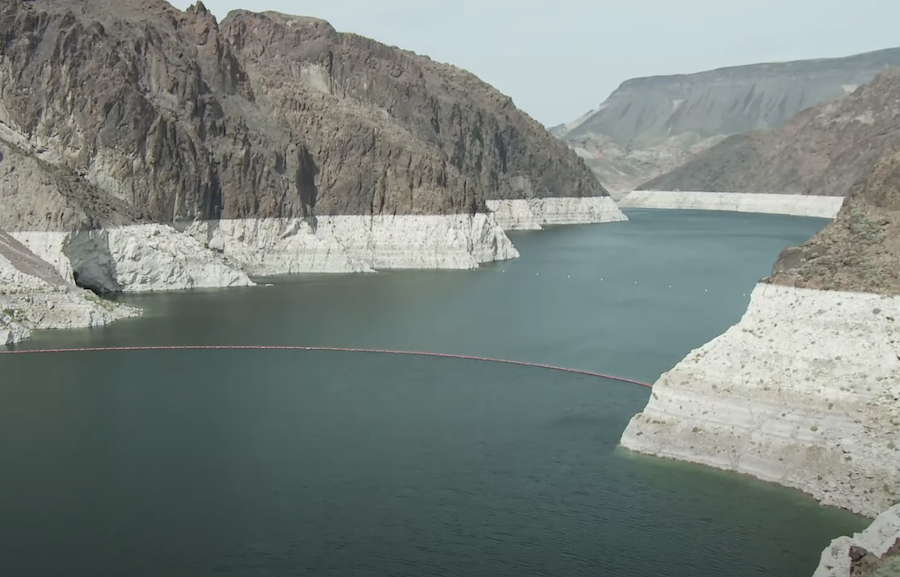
left=0, top=210, right=867, bottom=576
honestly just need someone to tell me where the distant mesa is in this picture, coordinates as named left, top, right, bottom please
left=552, top=48, right=900, bottom=198
left=639, top=68, right=900, bottom=198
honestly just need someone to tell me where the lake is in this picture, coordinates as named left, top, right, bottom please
left=0, top=209, right=866, bottom=577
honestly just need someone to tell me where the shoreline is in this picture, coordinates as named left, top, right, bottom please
left=620, top=283, right=900, bottom=519
left=2, top=200, right=624, bottom=344
left=812, top=505, right=900, bottom=576
left=486, top=197, right=627, bottom=230
left=618, top=191, right=845, bottom=218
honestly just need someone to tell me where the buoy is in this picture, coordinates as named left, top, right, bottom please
left=668, top=285, right=672, bottom=288
left=567, top=275, right=570, bottom=279
left=705, top=289, right=709, bottom=292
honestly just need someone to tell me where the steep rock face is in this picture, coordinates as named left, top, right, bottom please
left=219, top=10, right=607, bottom=215
left=641, top=69, right=900, bottom=196
left=554, top=48, right=900, bottom=196
left=0, top=0, right=615, bottom=306
left=620, top=149, right=900, bottom=518
left=0, top=0, right=606, bottom=232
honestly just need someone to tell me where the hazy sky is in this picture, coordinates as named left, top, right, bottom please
left=170, top=0, right=900, bottom=127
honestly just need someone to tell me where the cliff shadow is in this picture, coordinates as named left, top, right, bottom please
left=63, top=231, right=122, bottom=294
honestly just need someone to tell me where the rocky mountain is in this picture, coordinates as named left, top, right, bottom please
left=553, top=48, right=900, bottom=197
left=0, top=0, right=627, bottom=342
left=641, top=69, right=900, bottom=197
left=0, top=0, right=606, bottom=233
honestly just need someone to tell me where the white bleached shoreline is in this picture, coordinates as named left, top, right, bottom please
left=486, top=197, right=628, bottom=230
left=620, top=283, right=900, bottom=518
left=618, top=191, right=845, bottom=218
left=2, top=205, right=631, bottom=344
left=10, top=214, right=519, bottom=291
left=0, top=251, right=140, bottom=345
left=189, top=213, right=520, bottom=275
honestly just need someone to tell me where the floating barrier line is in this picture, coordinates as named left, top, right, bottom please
left=0, top=345, right=652, bottom=388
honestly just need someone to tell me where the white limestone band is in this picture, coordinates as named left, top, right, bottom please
left=618, top=191, right=845, bottom=218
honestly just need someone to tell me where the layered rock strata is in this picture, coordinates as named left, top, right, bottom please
left=189, top=214, right=518, bottom=275
left=0, top=0, right=617, bottom=341
left=486, top=197, right=627, bottom=230
left=620, top=283, right=899, bottom=517
left=617, top=191, right=845, bottom=218
left=11, top=225, right=254, bottom=293
left=620, top=148, right=900, bottom=520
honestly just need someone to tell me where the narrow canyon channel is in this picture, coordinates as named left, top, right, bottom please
left=0, top=210, right=868, bottom=577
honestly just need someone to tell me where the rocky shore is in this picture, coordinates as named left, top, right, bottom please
left=486, top=197, right=627, bottom=230
left=812, top=504, right=900, bottom=577
left=621, top=148, right=900, bottom=574
left=0, top=230, right=139, bottom=344
left=1, top=197, right=629, bottom=343
left=619, top=283, right=899, bottom=517
left=0, top=0, right=626, bottom=344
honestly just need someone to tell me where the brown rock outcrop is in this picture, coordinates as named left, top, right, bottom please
left=0, top=0, right=605, bottom=231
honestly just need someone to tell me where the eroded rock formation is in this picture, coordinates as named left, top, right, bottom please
left=0, top=0, right=608, bottom=229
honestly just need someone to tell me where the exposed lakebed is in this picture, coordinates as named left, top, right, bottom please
left=0, top=210, right=867, bottom=577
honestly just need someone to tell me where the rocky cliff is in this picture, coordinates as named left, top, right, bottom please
left=553, top=48, right=900, bottom=196
left=0, top=0, right=624, bottom=315
left=620, top=148, right=900, bottom=524
left=0, top=0, right=606, bottom=228
left=640, top=69, right=900, bottom=197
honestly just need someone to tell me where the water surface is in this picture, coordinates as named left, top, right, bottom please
left=0, top=210, right=865, bottom=576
